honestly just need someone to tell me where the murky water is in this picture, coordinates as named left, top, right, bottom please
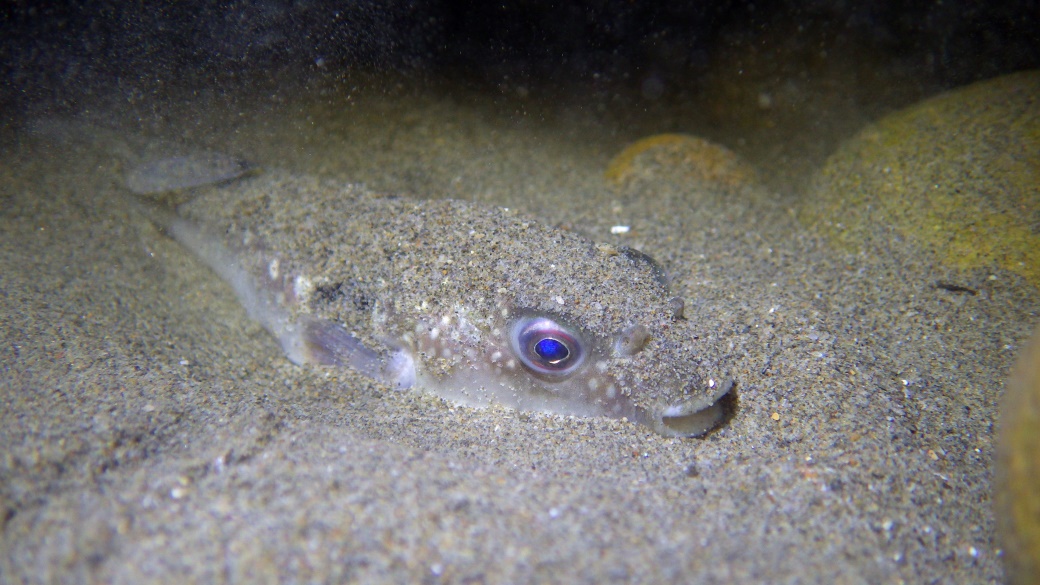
left=2, top=25, right=1038, bottom=585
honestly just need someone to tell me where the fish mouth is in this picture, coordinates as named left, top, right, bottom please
left=649, top=378, right=735, bottom=438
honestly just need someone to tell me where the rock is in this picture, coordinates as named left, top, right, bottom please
left=802, top=70, right=1040, bottom=288
left=997, top=324, right=1040, bottom=585
left=604, top=133, right=759, bottom=192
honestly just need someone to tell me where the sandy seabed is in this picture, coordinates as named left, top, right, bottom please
left=1, top=77, right=1035, bottom=584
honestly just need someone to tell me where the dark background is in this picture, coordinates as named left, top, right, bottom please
left=2, top=1, right=1039, bottom=116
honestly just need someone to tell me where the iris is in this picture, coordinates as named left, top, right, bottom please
left=535, top=337, right=569, bottom=364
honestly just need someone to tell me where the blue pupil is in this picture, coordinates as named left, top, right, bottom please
left=534, top=337, right=569, bottom=364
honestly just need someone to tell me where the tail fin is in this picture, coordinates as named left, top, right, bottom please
left=129, top=197, right=402, bottom=387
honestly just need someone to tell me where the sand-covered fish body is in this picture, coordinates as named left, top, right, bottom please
left=149, top=172, right=731, bottom=437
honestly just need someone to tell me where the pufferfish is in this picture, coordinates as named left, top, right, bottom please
left=136, top=171, right=732, bottom=437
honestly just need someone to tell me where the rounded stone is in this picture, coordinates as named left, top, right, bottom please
left=802, top=70, right=1040, bottom=287
left=604, top=133, right=760, bottom=191
left=996, top=325, right=1040, bottom=585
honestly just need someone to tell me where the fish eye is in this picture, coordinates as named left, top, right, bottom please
left=510, top=316, right=585, bottom=379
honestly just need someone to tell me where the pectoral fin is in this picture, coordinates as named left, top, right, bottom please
left=293, top=317, right=416, bottom=389
left=296, top=317, right=382, bottom=371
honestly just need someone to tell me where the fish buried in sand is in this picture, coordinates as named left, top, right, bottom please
left=137, top=172, right=732, bottom=437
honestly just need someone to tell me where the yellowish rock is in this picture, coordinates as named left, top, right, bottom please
left=605, top=133, right=759, bottom=191
left=802, top=70, right=1040, bottom=287
left=996, top=325, right=1040, bottom=585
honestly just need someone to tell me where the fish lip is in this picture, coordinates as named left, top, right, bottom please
left=648, top=378, right=735, bottom=438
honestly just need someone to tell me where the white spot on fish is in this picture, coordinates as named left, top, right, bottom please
left=293, top=275, right=313, bottom=301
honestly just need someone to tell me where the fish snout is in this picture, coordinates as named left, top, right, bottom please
left=646, top=377, right=734, bottom=438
